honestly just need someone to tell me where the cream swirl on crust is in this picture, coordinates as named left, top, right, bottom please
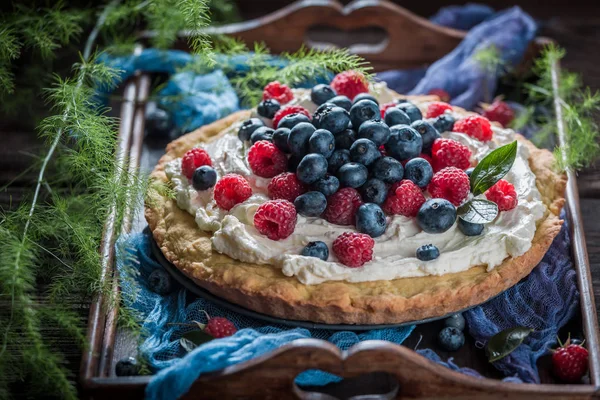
left=164, top=83, right=545, bottom=285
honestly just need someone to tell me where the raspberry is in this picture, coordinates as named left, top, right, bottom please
left=428, top=167, right=470, bottom=206
left=425, top=101, right=453, bottom=118
left=431, top=138, right=472, bottom=171
left=181, top=148, right=212, bottom=179
left=272, top=105, right=311, bottom=128
left=262, top=81, right=293, bottom=104
left=379, top=145, right=387, bottom=157
left=485, top=179, right=518, bottom=211
left=330, top=70, right=369, bottom=100
left=380, top=102, right=396, bottom=118
left=213, top=174, right=252, bottom=211
left=204, top=317, right=237, bottom=338
left=482, top=100, right=515, bottom=127
left=268, top=172, right=306, bottom=202
left=552, top=339, right=589, bottom=383
left=332, top=232, right=374, bottom=268
left=323, top=187, right=362, bottom=225
left=248, top=141, right=287, bottom=178
left=254, top=199, right=297, bottom=240
left=454, top=115, right=493, bottom=141
left=382, top=179, right=425, bottom=217
left=428, top=88, right=451, bottom=102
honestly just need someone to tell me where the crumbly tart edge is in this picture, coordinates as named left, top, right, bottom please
left=145, top=100, right=566, bottom=325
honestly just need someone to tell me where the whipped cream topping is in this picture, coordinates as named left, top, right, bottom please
left=164, top=83, right=546, bottom=285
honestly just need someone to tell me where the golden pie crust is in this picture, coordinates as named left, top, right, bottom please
left=145, top=96, right=566, bottom=325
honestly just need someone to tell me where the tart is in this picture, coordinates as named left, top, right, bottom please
left=145, top=77, right=566, bottom=325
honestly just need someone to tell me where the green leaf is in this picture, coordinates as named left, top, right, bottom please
left=180, top=337, right=198, bottom=353
left=181, top=330, right=213, bottom=350
left=470, top=141, right=518, bottom=196
left=458, top=199, right=499, bottom=224
left=486, top=326, right=533, bottom=362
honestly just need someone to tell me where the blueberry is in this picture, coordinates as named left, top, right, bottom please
left=438, top=327, right=465, bottom=351
left=301, top=241, right=329, bottom=261
left=334, top=128, right=357, bottom=150
left=384, top=107, right=411, bottom=127
left=312, top=175, right=340, bottom=196
left=288, top=122, right=316, bottom=155
left=416, top=244, right=440, bottom=261
left=327, top=149, right=351, bottom=174
left=294, top=191, right=327, bottom=217
left=433, top=114, right=455, bottom=133
left=445, top=313, right=466, bottom=331
left=465, top=167, right=474, bottom=177
left=311, top=84, right=337, bottom=105
left=357, top=119, right=390, bottom=146
left=359, top=178, right=388, bottom=205
left=257, top=98, right=281, bottom=119
left=457, top=218, right=484, bottom=236
left=350, top=138, right=381, bottom=166
left=349, top=99, right=380, bottom=129
left=417, top=199, right=457, bottom=234
left=313, top=104, right=350, bottom=134
left=337, top=162, right=368, bottom=188
left=278, top=113, right=311, bottom=129
left=411, top=120, right=440, bottom=152
left=288, top=154, right=303, bottom=172
left=370, top=156, right=404, bottom=184
left=309, top=129, right=335, bottom=158
left=396, top=101, right=422, bottom=122
left=296, top=153, right=328, bottom=184
left=403, top=157, right=433, bottom=188
left=250, top=126, right=274, bottom=144
left=385, top=125, right=423, bottom=161
left=328, top=95, right=352, bottom=111
left=356, top=203, right=387, bottom=238
left=273, top=127, right=291, bottom=153
left=148, top=268, right=173, bottom=295
left=353, top=93, right=379, bottom=105
left=238, top=118, right=264, bottom=141
left=115, top=357, right=141, bottom=377
left=145, top=108, right=173, bottom=138
left=192, top=166, right=217, bottom=191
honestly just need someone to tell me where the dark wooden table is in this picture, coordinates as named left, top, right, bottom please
left=1, top=2, right=599, bottom=398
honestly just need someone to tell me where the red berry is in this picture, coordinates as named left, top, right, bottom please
left=431, top=138, right=472, bottom=171
left=428, top=167, right=470, bottom=206
left=419, top=153, right=433, bottom=165
left=380, top=102, right=396, bottom=118
left=426, top=101, right=453, bottom=118
left=248, top=141, right=287, bottom=178
left=454, top=115, right=493, bottom=142
left=552, top=341, right=589, bottom=383
left=330, top=70, right=369, bottom=100
left=482, top=100, right=515, bottom=127
left=382, top=180, right=425, bottom=217
left=333, top=232, right=374, bottom=268
left=323, top=187, right=362, bottom=225
left=213, top=174, right=252, bottom=211
left=181, top=148, right=212, bottom=179
left=254, top=199, right=297, bottom=240
left=272, top=105, right=311, bottom=128
left=428, top=88, right=451, bottom=102
left=268, top=172, right=306, bottom=202
left=204, top=317, right=237, bottom=338
left=379, top=145, right=387, bottom=157
left=485, top=179, right=518, bottom=211
left=262, top=81, right=293, bottom=104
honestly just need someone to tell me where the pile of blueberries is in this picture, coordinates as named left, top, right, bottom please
left=238, top=84, right=457, bottom=254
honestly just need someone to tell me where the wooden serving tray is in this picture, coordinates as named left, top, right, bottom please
left=81, top=1, right=600, bottom=398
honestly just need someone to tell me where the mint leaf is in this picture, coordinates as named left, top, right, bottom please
left=470, top=141, right=518, bottom=196
left=486, top=326, right=533, bottom=363
left=180, top=330, right=213, bottom=352
left=458, top=199, right=498, bottom=224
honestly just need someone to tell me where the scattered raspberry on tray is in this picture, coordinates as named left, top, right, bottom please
left=248, top=141, right=288, bottom=178
left=323, top=187, right=363, bottom=225
left=383, top=179, right=425, bottom=217
left=204, top=316, right=237, bottom=338
left=268, top=172, right=306, bottom=202
left=181, top=148, right=212, bottom=179
left=213, top=174, right=252, bottom=211
left=428, top=167, right=470, bottom=206
left=426, top=101, right=453, bottom=118
left=254, top=199, right=297, bottom=240
left=333, top=232, right=374, bottom=268
left=485, top=179, right=518, bottom=211
left=431, top=138, right=472, bottom=171
left=330, top=70, right=369, bottom=100
left=454, top=115, right=493, bottom=141
left=272, top=105, right=311, bottom=128
left=262, top=81, right=293, bottom=104
left=552, top=337, right=589, bottom=383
